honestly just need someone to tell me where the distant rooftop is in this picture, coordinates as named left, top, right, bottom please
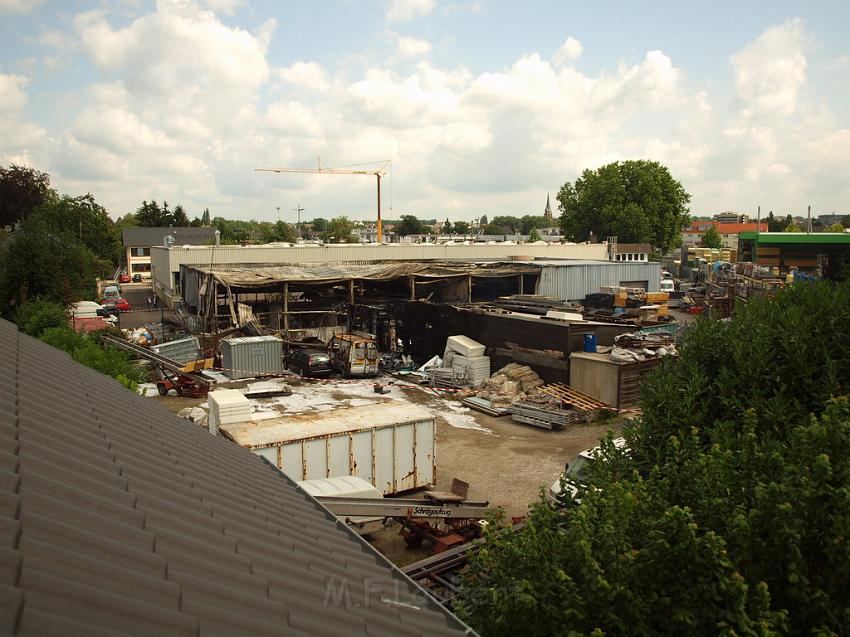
left=122, top=226, right=216, bottom=247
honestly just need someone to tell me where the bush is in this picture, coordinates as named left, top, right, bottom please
left=459, top=280, right=850, bottom=636
left=39, top=326, right=144, bottom=387
left=15, top=299, right=68, bottom=337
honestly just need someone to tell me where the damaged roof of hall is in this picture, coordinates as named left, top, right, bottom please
left=188, top=260, right=541, bottom=288
left=0, top=318, right=474, bottom=636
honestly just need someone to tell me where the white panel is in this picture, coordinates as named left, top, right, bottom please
left=327, top=435, right=350, bottom=478
left=351, top=431, right=373, bottom=484
left=280, top=444, right=303, bottom=480
left=373, top=427, right=395, bottom=495
left=303, top=439, right=328, bottom=480
left=394, top=423, right=416, bottom=492
left=414, top=420, right=436, bottom=487
left=254, top=446, right=277, bottom=467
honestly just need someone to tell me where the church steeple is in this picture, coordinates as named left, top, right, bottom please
left=544, top=193, right=553, bottom=222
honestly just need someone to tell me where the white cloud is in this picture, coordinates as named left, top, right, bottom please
left=397, top=35, right=432, bottom=57
left=0, top=0, right=43, bottom=14
left=199, top=0, right=245, bottom=14
left=553, top=36, right=582, bottom=65
left=731, top=18, right=807, bottom=118
left=3, top=9, right=848, bottom=221
left=276, top=61, right=331, bottom=92
left=387, top=0, right=435, bottom=23
left=0, top=74, right=48, bottom=167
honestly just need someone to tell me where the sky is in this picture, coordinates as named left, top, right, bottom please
left=1, top=0, right=849, bottom=224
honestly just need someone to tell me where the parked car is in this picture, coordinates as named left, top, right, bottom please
left=132, top=273, right=142, bottom=283
left=101, top=297, right=130, bottom=312
left=69, top=301, right=118, bottom=326
left=102, top=284, right=121, bottom=300
left=328, top=334, right=379, bottom=377
left=119, top=274, right=131, bottom=283
left=286, top=348, right=334, bottom=377
left=549, top=437, right=627, bottom=504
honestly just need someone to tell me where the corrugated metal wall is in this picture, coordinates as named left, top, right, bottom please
left=537, top=262, right=662, bottom=300
left=152, top=242, right=608, bottom=294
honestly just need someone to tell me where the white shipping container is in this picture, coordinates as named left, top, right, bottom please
left=219, top=403, right=436, bottom=495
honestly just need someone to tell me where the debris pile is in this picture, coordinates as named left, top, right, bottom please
left=178, top=406, right=208, bottom=428
left=608, top=332, right=678, bottom=362
left=471, top=363, right=544, bottom=408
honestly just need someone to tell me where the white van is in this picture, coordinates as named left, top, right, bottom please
left=660, top=279, right=675, bottom=292
left=71, top=301, right=118, bottom=325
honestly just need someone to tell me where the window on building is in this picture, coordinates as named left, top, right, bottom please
left=131, top=247, right=151, bottom=257
left=132, top=263, right=152, bottom=273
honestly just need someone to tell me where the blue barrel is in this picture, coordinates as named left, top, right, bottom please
left=583, top=333, right=598, bottom=353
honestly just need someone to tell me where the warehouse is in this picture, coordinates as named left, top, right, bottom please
left=535, top=260, right=662, bottom=301
left=738, top=231, right=850, bottom=279
left=150, top=241, right=609, bottom=302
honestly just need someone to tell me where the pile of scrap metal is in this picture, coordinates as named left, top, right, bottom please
left=489, top=294, right=583, bottom=316
left=607, top=332, right=678, bottom=362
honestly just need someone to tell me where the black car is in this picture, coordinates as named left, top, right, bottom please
left=286, top=348, right=333, bottom=377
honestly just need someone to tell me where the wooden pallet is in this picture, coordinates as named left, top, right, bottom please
left=536, top=382, right=608, bottom=412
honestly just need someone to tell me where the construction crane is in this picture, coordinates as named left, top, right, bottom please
left=255, top=158, right=391, bottom=242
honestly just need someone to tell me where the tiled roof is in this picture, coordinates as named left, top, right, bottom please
left=683, top=221, right=768, bottom=234
left=0, top=319, right=473, bottom=636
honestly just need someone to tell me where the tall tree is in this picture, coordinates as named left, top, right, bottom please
left=0, top=164, right=53, bottom=227
left=453, top=220, right=471, bottom=235
left=201, top=208, right=211, bottom=226
left=322, top=216, right=356, bottom=243
left=135, top=200, right=169, bottom=227
left=310, top=217, right=328, bottom=234
left=39, top=194, right=122, bottom=265
left=558, top=160, right=691, bottom=251
left=171, top=204, right=189, bottom=226
left=395, top=214, right=426, bottom=236
left=700, top=225, right=722, bottom=248
left=442, top=218, right=453, bottom=234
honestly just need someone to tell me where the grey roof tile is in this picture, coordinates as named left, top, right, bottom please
left=1, top=318, right=474, bottom=636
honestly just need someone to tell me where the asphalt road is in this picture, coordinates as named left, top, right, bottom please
left=112, top=282, right=173, bottom=330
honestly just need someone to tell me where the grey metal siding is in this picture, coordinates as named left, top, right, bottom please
left=537, top=262, right=662, bottom=300
left=221, top=336, right=283, bottom=379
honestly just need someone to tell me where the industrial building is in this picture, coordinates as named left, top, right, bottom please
left=738, top=231, right=850, bottom=279
left=681, top=220, right=767, bottom=249
left=123, top=226, right=216, bottom=281
left=150, top=241, right=609, bottom=302
left=0, top=318, right=473, bottom=636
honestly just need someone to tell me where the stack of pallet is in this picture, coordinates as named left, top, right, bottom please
left=207, top=389, right=252, bottom=436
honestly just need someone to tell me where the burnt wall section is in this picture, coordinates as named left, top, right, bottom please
left=392, top=301, right=633, bottom=383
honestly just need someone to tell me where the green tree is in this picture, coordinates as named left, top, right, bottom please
left=39, top=194, right=122, bottom=265
left=558, top=160, right=691, bottom=251
left=825, top=223, right=845, bottom=232
left=15, top=299, right=68, bottom=337
left=0, top=206, right=108, bottom=315
left=322, top=216, right=356, bottom=243
left=520, top=214, right=549, bottom=234
left=443, top=218, right=453, bottom=234
left=310, top=217, right=328, bottom=234
left=766, top=210, right=784, bottom=232
left=171, top=204, right=189, bottom=226
left=700, top=225, right=722, bottom=248
left=785, top=222, right=802, bottom=232
left=136, top=200, right=169, bottom=226
left=460, top=279, right=850, bottom=636
left=453, top=220, right=471, bottom=235
left=395, top=214, right=426, bottom=236
left=527, top=227, right=542, bottom=242
left=201, top=207, right=210, bottom=226
left=260, top=220, right=297, bottom=243
left=0, top=164, right=53, bottom=227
